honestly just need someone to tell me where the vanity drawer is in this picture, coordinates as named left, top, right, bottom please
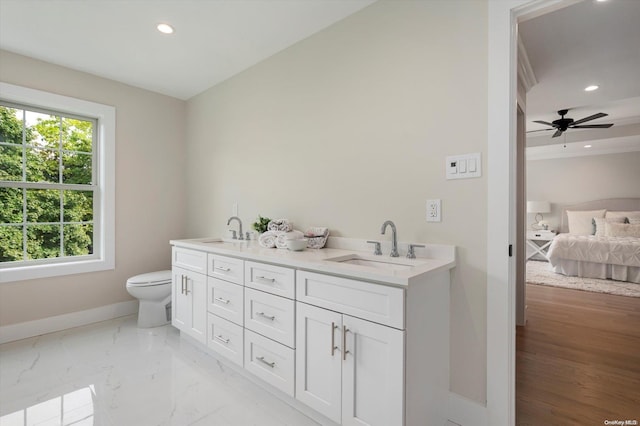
left=296, top=271, right=405, bottom=329
left=244, top=288, right=295, bottom=348
left=207, top=277, right=243, bottom=326
left=207, top=313, right=243, bottom=367
left=245, top=261, right=295, bottom=299
left=208, top=254, right=244, bottom=285
left=244, top=329, right=295, bottom=397
left=172, top=247, right=207, bottom=274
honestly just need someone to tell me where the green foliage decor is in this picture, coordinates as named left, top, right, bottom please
left=252, top=215, right=271, bottom=234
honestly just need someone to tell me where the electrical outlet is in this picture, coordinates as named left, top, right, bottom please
left=426, top=199, right=441, bottom=222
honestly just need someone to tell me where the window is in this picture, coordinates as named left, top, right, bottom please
left=0, top=83, right=114, bottom=282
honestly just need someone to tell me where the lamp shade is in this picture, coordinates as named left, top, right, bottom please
left=527, top=201, right=551, bottom=213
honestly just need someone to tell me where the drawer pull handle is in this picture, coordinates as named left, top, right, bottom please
left=215, top=266, right=231, bottom=272
left=215, top=296, right=230, bottom=304
left=214, top=335, right=230, bottom=344
left=256, top=356, right=276, bottom=368
left=331, top=322, right=338, bottom=356
left=342, top=326, right=350, bottom=361
left=255, top=276, right=276, bottom=283
left=256, top=311, right=276, bottom=321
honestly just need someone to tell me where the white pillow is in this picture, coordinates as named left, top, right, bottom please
left=605, top=211, right=640, bottom=222
left=566, top=209, right=606, bottom=235
left=593, top=217, right=625, bottom=237
left=605, top=223, right=640, bottom=238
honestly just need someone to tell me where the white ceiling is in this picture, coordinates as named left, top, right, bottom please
left=519, top=0, right=640, bottom=153
left=0, top=0, right=374, bottom=100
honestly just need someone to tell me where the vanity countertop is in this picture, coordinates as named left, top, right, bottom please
left=170, top=237, right=455, bottom=287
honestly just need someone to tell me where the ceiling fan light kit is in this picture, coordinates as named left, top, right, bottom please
left=529, top=109, right=614, bottom=138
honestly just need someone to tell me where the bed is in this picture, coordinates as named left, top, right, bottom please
left=546, top=198, right=640, bottom=284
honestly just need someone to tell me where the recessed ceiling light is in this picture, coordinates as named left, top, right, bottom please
left=157, top=23, right=174, bottom=34
left=584, top=145, right=592, bottom=148
left=584, top=85, right=599, bottom=92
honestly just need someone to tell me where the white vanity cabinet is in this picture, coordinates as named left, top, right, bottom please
left=170, top=239, right=453, bottom=426
left=295, top=277, right=404, bottom=426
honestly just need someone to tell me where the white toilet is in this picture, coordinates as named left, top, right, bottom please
left=126, top=270, right=172, bottom=328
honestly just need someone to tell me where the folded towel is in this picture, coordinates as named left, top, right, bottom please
left=258, top=231, right=283, bottom=248
left=275, top=230, right=305, bottom=249
left=268, top=219, right=292, bottom=232
left=304, top=227, right=329, bottom=238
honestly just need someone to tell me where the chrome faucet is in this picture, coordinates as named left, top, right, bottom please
left=380, top=220, right=399, bottom=257
left=227, top=216, right=244, bottom=240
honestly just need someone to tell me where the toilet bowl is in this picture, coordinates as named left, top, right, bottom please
left=126, top=270, right=172, bottom=328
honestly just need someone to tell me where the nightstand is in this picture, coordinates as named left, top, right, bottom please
left=526, top=230, right=556, bottom=261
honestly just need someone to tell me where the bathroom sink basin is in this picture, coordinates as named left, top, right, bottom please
left=199, top=238, right=248, bottom=245
left=325, top=254, right=425, bottom=271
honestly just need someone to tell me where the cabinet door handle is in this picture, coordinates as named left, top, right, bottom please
left=342, top=325, right=350, bottom=361
left=331, top=322, right=338, bottom=356
left=184, top=277, right=190, bottom=295
left=256, top=356, right=276, bottom=368
left=256, top=311, right=276, bottom=321
left=215, top=296, right=230, bottom=304
left=215, top=266, right=231, bottom=272
left=181, top=275, right=186, bottom=294
left=255, top=276, right=275, bottom=283
left=214, top=335, right=230, bottom=344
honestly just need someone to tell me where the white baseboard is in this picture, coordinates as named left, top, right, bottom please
left=447, top=392, right=488, bottom=426
left=0, top=300, right=138, bottom=344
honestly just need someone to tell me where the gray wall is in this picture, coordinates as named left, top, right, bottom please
left=527, top=151, right=640, bottom=231
left=186, top=1, right=488, bottom=402
left=0, top=50, right=187, bottom=326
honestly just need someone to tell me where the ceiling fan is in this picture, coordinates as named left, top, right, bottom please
left=528, top=109, right=614, bottom=138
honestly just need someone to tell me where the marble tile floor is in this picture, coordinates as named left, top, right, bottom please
left=0, top=315, right=320, bottom=426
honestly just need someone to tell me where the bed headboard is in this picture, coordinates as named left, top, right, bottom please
left=560, top=198, right=640, bottom=233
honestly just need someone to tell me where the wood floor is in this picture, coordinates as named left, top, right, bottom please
left=516, top=283, right=640, bottom=426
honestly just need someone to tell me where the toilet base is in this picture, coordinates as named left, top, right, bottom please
left=136, top=296, right=171, bottom=328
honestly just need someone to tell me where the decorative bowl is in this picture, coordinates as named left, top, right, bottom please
left=286, top=239, right=308, bottom=251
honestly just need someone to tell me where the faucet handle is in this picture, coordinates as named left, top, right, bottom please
left=229, top=230, right=237, bottom=240
left=407, top=244, right=425, bottom=259
left=366, top=240, right=382, bottom=256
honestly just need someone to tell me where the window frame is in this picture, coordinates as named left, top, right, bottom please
left=0, top=82, right=115, bottom=283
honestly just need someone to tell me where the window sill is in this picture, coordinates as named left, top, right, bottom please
left=0, top=257, right=114, bottom=283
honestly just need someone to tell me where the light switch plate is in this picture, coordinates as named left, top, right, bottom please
left=426, top=199, right=441, bottom=222
left=446, top=153, right=482, bottom=179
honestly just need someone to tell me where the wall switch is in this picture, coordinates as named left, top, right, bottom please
left=446, top=153, right=482, bottom=179
left=426, top=199, right=441, bottom=222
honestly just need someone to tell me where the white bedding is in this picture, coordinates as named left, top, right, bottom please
left=547, top=233, right=640, bottom=283
left=548, top=234, right=640, bottom=267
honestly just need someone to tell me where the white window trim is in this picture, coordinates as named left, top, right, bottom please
left=0, top=82, right=115, bottom=283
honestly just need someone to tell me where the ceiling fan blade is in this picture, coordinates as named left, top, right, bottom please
left=552, top=129, right=564, bottom=138
left=533, top=120, right=556, bottom=127
left=571, top=112, right=608, bottom=125
left=526, top=128, right=554, bottom=133
left=571, top=124, right=614, bottom=129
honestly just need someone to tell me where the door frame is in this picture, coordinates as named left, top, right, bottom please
left=486, top=0, right=580, bottom=424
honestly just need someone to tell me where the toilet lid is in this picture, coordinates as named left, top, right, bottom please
left=127, top=270, right=172, bottom=286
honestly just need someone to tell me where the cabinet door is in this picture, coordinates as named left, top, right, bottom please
left=295, top=302, right=343, bottom=424
left=342, top=315, right=404, bottom=426
left=172, top=267, right=206, bottom=344
left=186, top=270, right=207, bottom=344
left=172, top=267, right=191, bottom=332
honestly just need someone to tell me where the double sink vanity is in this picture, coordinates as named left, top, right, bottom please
left=170, top=235, right=455, bottom=426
